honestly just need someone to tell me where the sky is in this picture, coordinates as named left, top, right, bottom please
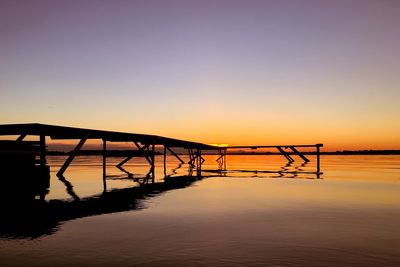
left=1, top=0, right=399, bottom=151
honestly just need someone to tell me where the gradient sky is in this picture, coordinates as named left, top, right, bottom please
left=1, top=0, right=399, bottom=150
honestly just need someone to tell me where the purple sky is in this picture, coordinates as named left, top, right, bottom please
left=1, top=0, right=399, bottom=149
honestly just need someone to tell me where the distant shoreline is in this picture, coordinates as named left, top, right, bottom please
left=47, top=150, right=400, bottom=156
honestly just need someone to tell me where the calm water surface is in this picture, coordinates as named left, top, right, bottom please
left=0, top=155, right=399, bottom=266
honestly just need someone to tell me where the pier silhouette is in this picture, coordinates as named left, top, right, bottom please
left=0, top=123, right=323, bottom=238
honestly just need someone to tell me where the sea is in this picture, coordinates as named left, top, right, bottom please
left=0, top=155, right=399, bottom=267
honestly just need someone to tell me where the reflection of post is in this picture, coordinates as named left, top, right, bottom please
left=316, top=144, right=320, bottom=174
left=223, top=149, right=227, bottom=171
left=216, top=149, right=224, bottom=170
left=103, top=139, right=107, bottom=192
left=196, top=149, right=202, bottom=177
left=151, top=140, right=155, bottom=181
left=40, top=134, right=46, bottom=167
left=187, top=148, right=193, bottom=165
left=163, top=145, right=167, bottom=178
left=199, top=149, right=202, bottom=173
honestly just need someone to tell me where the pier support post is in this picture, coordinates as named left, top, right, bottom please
left=316, top=144, right=322, bottom=174
left=196, top=149, right=202, bottom=176
left=40, top=134, right=46, bottom=167
left=151, top=141, right=155, bottom=181
left=138, top=142, right=154, bottom=166
left=187, top=148, right=194, bottom=165
left=188, top=147, right=204, bottom=167
left=163, top=145, right=167, bottom=178
left=103, top=139, right=107, bottom=192
left=223, top=149, right=227, bottom=171
left=216, top=149, right=227, bottom=171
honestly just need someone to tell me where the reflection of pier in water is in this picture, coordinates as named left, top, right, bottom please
left=203, top=161, right=321, bottom=179
left=0, top=174, right=207, bottom=239
left=0, top=159, right=320, bottom=239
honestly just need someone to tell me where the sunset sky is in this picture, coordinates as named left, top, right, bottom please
left=1, top=0, right=399, bottom=151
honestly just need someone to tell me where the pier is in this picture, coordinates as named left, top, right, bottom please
left=0, top=123, right=323, bottom=199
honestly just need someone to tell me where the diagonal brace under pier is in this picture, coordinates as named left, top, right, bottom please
left=116, top=142, right=150, bottom=167
left=276, top=146, right=294, bottom=163
left=57, top=137, right=87, bottom=176
left=166, top=147, right=185, bottom=164
left=289, top=146, right=310, bottom=163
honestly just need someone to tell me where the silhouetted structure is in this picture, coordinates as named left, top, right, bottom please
left=0, top=123, right=323, bottom=200
left=0, top=140, right=49, bottom=200
left=0, top=123, right=324, bottom=238
left=0, top=123, right=322, bottom=173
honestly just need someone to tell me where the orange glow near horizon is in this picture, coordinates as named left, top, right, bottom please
left=209, top=144, right=229, bottom=147
left=1, top=1, right=399, bottom=151
left=1, top=131, right=398, bottom=152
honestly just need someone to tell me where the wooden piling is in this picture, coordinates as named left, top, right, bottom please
left=39, top=134, right=46, bottom=167
left=103, top=139, right=107, bottom=192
